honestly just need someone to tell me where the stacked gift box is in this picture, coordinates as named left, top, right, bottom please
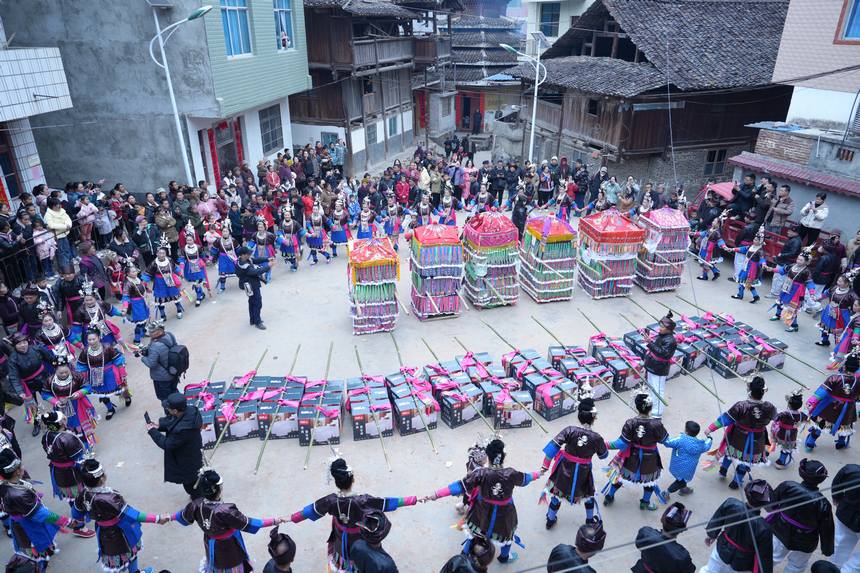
left=462, top=211, right=520, bottom=308
left=298, top=379, right=344, bottom=446
left=578, top=208, right=646, bottom=299
left=587, top=334, right=644, bottom=391
left=384, top=368, right=439, bottom=436
left=519, top=215, right=577, bottom=303
left=410, top=224, right=463, bottom=320
left=346, top=376, right=394, bottom=440
left=348, top=238, right=401, bottom=335
left=546, top=346, right=614, bottom=402
left=634, top=207, right=690, bottom=293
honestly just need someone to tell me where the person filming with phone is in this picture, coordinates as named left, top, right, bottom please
left=146, top=392, right=203, bottom=498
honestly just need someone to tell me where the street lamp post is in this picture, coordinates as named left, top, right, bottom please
left=149, top=5, right=212, bottom=185
left=501, top=38, right=547, bottom=164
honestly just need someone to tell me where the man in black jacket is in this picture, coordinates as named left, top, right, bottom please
left=490, top=160, right=507, bottom=202
left=547, top=522, right=606, bottom=573
left=235, top=246, right=270, bottom=330
left=831, top=463, right=860, bottom=570
left=767, top=226, right=802, bottom=298
left=146, top=392, right=203, bottom=497
left=642, top=311, right=677, bottom=419
left=350, top=510, right=398, bottom=573
left=771, top=458, right=834, bottom=573
left=729, top=174, right=756, bottom=217
left=807, top=242, right=841, bottom=313
left=703, top=479, right=773, bottom=573
left=633, top=502, right=696, bottom=573
left=573, top=160, right=590, bottom=206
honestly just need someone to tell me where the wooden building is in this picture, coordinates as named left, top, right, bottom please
left=290, top=0, right=456, bottom=172
left=507, top=0, right=794, bottom=189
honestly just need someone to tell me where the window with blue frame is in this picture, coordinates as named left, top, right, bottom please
left=274, top=0, right=294, bottom=50
left=220, top=0, right=252, bottom=57
left=843, top=0, right=860, bottom=39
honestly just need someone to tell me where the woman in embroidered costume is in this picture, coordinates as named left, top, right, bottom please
left=329, top=199, right=351, bottom=256
left=143, top=245, right=184, bottom=321
left=771, top=390, right=808, bottom=469
left=166, top=468, right=283, bottom=573
left=704, top=376, right=776, bottom=489
left=75, top=329, right=130, bottom=420
left=540, top=397, right=608, bottom=529
left=435, top=186, right=460, bottom=226
left=730, top=226, right=766, bottom=303
left=70, top=278, right=124, bottom=346
left=275, top=208, right=301, bottom=272
left=72, top=458, right=165, bottom=573
left=289, top=458, right=417, bottom=572
left=40, top=357, right=97, bottom=449
left=0, top=448, right=88, bottom=569
left=828, top=298, right=860, bottom=370
left=542, top=183, right=575, bottom=221
left=467, top=187, right=497, bottom=215
left=306, top=201, right=332, bottom=265
left=693, top=215, right=727, bottom=281
left=806, top=351, right=860, bottom=452
left=120, top=264, right=150, bottom=346
left=214, top=227, right=239, bottom=292
left=412, top=192, right=434, bottom=227
left=766, top=251, right=816, bottom=333
left=354, top=208, right=377, bottom=241
left=179, top=224, right=211, bottom=307
left=426, top=439, right=540, bottom=564
left=816, top=272, right=859, bottom=349
left=603, top=391, right=669, bottom=511
left=34, top=309, right=78, bottom=362
left=247, top=219, right=276, bottom=281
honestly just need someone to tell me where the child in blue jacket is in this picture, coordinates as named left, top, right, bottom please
left=665, top=420, right=712, bottom=496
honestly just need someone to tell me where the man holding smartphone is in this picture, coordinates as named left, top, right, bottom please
left=146, top=393, right=203, bottom=498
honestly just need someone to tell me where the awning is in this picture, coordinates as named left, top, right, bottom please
left=728, top=152, right=860, bottom=198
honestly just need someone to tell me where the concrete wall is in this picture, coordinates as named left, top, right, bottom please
left=428, top=92, right=456, bottom=138
left=204, top=0, right=311, bottom=117
left=731, top=165, right=858, bottom=234
left=291, top=123, right=346, bottom=150
left=2, top=0, right=219, bottom=192
left=772, top=0, right=860, bottom=93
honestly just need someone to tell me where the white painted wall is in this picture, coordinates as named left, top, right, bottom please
left=291, top=123, right=346, bottom=150
left=787, top=87, right=860, bottom=125
left=402, top=109, right=414, bottom=133
left=351, top=127, right=366, bottom=153
left=186, top=116, right=212, bottom=185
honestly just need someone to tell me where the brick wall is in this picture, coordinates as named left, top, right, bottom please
left=616, top=143, right=752, bottom=191
left=754, top=130, right=813, bottom=164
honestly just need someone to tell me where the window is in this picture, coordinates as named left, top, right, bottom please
left=259, top=105, right=283, bottom=154
left=274, top=0, right=293, bottom=49
left=367, top=123, right=378, bottom=145
left=321, top=132, right=339, bottom=147
left=587, top=98, right=599, bottom=116
left=0, top=144, right=21, bottom=199
left=840, top=0, right=860, bottom=40
left=703, top=149, right=727, bottom=176
left=388, top=116, right=398, bottom=136
left=220, top=0, right=252, bottom=57
left=441, top=96, right=452, bottom=118
left=539, top=3, right=561, bottom=38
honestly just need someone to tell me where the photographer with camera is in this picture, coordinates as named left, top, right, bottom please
left=139, top=320, right=187, bottom=400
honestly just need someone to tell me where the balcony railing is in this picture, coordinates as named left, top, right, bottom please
left=414, top=36, right=452, bottom=64
left=353, top=37, right=414, bottom=69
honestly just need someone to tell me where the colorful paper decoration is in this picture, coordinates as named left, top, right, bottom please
left=634, top=207, right=690, bottom=293
left=410, top=224, right=463, bottom=320
left=348, top=238, right=400, bottom=335
left=462, top=211, right=519, bottom=308
left=577, top=208, right=646, bottom=299
left=519, top=215, right=577, bottom=303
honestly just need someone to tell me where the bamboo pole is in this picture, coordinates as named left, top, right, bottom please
left=298, top=342, right=335, bottom=471
left=354, top=346, right=393, bottom=471
left=390, top=332, right=438, bottom=454
left=576, top=308, right=669, bottom=407
left=193, top=353, right=220, bottom=410
left=529, top=315, right=635, bottom=412
left=454, top=335, right=548, bottom=433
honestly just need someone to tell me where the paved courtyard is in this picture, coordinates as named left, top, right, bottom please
left=6, top=225, right=847, bottom=572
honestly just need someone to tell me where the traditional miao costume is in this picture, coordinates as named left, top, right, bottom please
left=305, top=210, right=332, bottom=264
left=214, top=235, right=239, bottom=291
left=0, top=478, right=75, bottom=567
left=72, top=299, right=123, bottom=346
left=354, top=210, right=377, bottom=241
left=172, top=498, right=276, bottom=573
left=435, top=196, right=459, bottom=226
left=818, top=283, right=858, bottom=347
left=329, top=208, right=351, bottom=256
left=290, top=492, right=416, bottom=572
left=34, top=321, right=78, bottom=363
left=247, top=230, right=276, bottom=281
left=695, top=227, right=726, bottom=280
left=413, top=198, right=434, bottom=227
left=806, top=372, right=860, bottom=450
left=604, top=415, right=669, bottom=508
left=179, top=236, right=210, bottom=307
left=143, top=257, right=184, bottom=320
left=75, top=343, right=128, bottom=418
left=41, top=371, right=97, bottom=449
left=771, top=391, right=808, bottom=469
left=276, top=218, right=301, bottom=271
left=733, top=236, right=765, bottom=301
left=541, top=425, right=608, bottom=526
left=831, top=312, right=860, bottom=370
left=707, top=398, right=776, bottom=487
left=41, top=427, right=86, bottom=503
left=468, top=191, right=496, bottom=214
left=545, top=189, right=574, bottom=221
left=121, top=277, right=149, bottom=344
left=771, top=262, right=815, bottom=330
left=72, top=485, right=160, bottom=573
left=54, top=274, right=85, bottom=327
left=380, top=202, right=404, bottom=249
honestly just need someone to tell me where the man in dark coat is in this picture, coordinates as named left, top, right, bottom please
left=234, top=246, right=270, bottom=331
left=770, top=459, right=834, bottom=573
left=831, top=463, right=860, bottom=570
left=350, top=510, right=398, bottom=573
left=573, top=160, right=590, bottom=207
left=703, top=479, right=773, bottom=573
left=633, top=502, right=696, bottom=573
left=146, top=392, right=203, bottom=497
left=767, top=226, right=802, bottom=298
left=729, top=174, right=756, bottom=217
left=642, top=311, right=677, bottom=419
left=547, top=522, right=607, bottom=573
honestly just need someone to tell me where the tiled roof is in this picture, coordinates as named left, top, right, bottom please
left=542, top=0, right=789, bottom=90
left=506, top=56, right=667, bottom=97
left=452, top=48, right=517, bottom=64
left=451, top=30, right=524, bottom=48
left=449, top=14, right=520, bottom=30
left=303, top=0, right=416, bottom=17
left=728, top=152, right=860, bottom=197
left=452, top=65, right=516, bottom=83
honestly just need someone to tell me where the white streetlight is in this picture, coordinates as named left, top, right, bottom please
left=501, top=36, right=548, bottom=164
left=149, top=5, right=212, bottom=185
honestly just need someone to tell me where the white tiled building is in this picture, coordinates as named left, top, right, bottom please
left=0, top=16, right=72, bottom=205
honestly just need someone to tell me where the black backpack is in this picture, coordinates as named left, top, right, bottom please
left=167, top=343, right=190, bottom=378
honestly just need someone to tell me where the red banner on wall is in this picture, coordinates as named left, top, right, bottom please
left=233, top=119, right=244, bottom=166
left=208, top=128, right=220, bottom=190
